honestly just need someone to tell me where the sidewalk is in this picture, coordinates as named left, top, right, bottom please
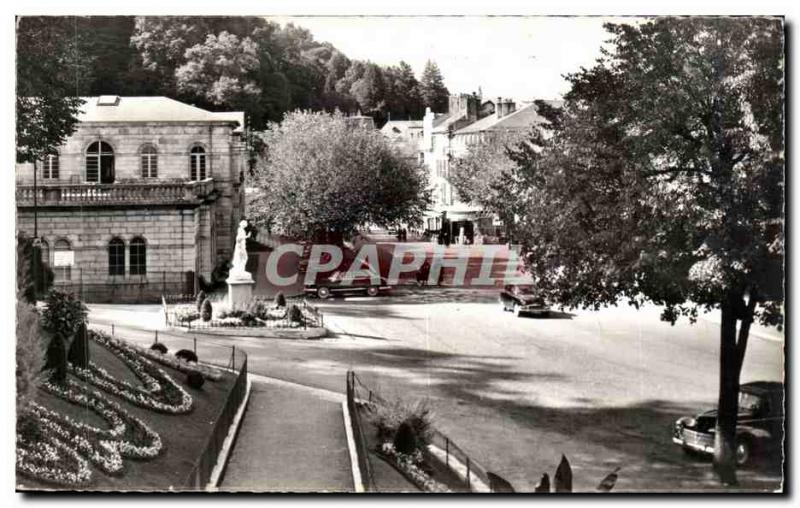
left=220, top=380, right=354, bottom=492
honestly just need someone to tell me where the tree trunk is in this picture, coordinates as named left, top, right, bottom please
left=713, top=299, right=742, bottom=485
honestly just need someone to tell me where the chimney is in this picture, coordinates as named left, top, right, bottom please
left=496, top=97, right=505, bottom=119
left=505, top=99, right=516, bottom=116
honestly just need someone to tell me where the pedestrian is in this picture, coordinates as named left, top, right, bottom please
left=417, top=259, right=430, bottom=286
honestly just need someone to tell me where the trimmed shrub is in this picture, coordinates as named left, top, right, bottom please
left=195, top=290, right=207, bottom=313
left=175, top=349, right=198, bottom=363
left=186, top=371, right=205, bottom=389
left=393, top=421, right=418, bottom=455
left=370, top=398, right=433, bottom=448
left=41, top=289, right=88, bottom=339
left=246, top=299, right=270, bottom=320
left=274, top=292, right=287, bottom=308
left=174, top=306, right=200, bottom=323
left=16, top=300, right=47, bottom=414
left=67, top=322, right=90, bottom=369
left=45, top=335, right=67, bottom=385
left=201, top=299, right=213, bottom=321
left=150, top=343, right=168, bottom=354
left=288, top=304, right=304, bottom=324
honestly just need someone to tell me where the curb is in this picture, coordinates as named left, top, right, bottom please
left=341, top=400, right=365, bottom=493
left=168, top=326, right=329, bottom=340
left=206, top=377, right=253, bottom=491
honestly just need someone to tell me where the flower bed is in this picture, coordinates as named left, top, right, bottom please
left=16, top=433, right=92, bottom=487
left=102, top=333, right=224, bottom=382
left=69, top=331, right=193, bottom=414
left=17, top=379, right=164, bottom=486
left=376, top=443, right=451, bottom=493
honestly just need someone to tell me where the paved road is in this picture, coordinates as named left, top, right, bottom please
left=88, top=289, right=784, bottom=492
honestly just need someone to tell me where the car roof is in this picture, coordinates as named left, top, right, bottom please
left=741, top=381, right=784, bottom=395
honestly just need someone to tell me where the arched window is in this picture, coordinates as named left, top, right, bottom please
left=86, top=141, right=115, bottom=184
left=39, top=239, right=50, bottom=267
left=129, top=237, right=146, bottom=276
left=108, top=237, right=125, bottom=276
left=42, top=153, right=59, bottom=179
left=140, top=145, right=158, bottom=178
left=189, top=146, right=206, bottom=181
left=54, top=239, right=72, bottom=281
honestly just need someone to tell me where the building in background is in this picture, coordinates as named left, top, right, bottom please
left=15, top=96, right=246, bottom=302
left=380, top=120, right=424, bottom=164
left=421, top=93, right=558, bottom=244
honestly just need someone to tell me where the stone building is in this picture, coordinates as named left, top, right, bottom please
left=15, top=96, right=246, bottom=302
left=379, top=119, right=424, bottom=163
left=421, top=93, right=558, bottom=243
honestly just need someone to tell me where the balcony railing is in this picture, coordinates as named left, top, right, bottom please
left=16, top=179, right=216, bottom=207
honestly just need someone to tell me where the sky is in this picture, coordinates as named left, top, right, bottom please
left=271, top=16, right=642, bottom=101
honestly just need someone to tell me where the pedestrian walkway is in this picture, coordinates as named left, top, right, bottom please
left=220, top=380, right=354, bottom=492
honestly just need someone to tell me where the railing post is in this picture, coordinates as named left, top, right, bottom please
left=446, top=437, right=449, bottom=467
left=194, top=337, right=197, bottom=354
left=154, top=330, right=158, bottom=344
left=231, top=346, right=236, bottom=369
left=466, top=457, right=471, bottom=490
left=111, top=324, right=115, bottom=336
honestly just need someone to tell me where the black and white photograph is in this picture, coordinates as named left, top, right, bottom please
left=6, top=2, right=789, bottom=497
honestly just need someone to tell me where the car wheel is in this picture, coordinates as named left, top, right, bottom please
left=736, top=438, right=752, bottom=466
left=513, top=304, right=522, bottom=317
left=366, top=286, right=379, bottom=297
left=317, top=287, right=331, bottom=300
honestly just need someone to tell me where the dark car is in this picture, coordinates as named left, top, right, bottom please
left=672, top=381, right=784, bottom=466
left=499, top=284, right=550, bottom=317
left=304, top=266, right=391, bottom=299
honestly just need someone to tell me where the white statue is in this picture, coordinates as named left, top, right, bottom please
left=229, top=220, right=251, bottom=280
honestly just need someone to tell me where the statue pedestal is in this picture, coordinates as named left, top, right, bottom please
left=227, top=273, right=255, bottom=310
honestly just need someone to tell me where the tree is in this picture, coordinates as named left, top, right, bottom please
left=510, top=18, right=783, bottom=485
left=350, top=62, right=386, bottom=115
left=175, top=31, right=264, bottom=119
left=16, top=16, right=86, bottom=163
left=392, top=61, right=423, bottom=119
left=248, top=111, right=430, bottom=238
left=450, top=129, right=533, bottom=234
left=419, top=60, right=449, bottom=113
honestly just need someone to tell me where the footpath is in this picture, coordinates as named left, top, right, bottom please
left=220, top=378, right=354, bottom=492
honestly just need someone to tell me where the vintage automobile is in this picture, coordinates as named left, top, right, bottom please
left=304, top=266, right=391, bottom=299
left=499, top=284, right=550, bottom=317
left=672, top=381, right=784, bottom=466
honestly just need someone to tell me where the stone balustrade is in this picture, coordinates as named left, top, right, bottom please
left=16, top=179, right=216, bottom=207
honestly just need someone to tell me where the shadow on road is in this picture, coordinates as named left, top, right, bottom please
left=261, top=338, right=782, bottom=493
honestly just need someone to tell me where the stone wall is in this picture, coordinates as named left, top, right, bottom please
left=17, top=207, right=199, bottom=302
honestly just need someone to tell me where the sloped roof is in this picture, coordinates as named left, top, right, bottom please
left=380, top=120, right=423, bottom=138
left=454, top=101, right=559, bottom=135
left=432, top=112, right=467, bottom=133
left=76, top=96, right=244, bottom=129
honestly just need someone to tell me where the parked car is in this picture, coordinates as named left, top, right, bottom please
left=499, top=284, right=550, bottom=317
left=304, top=266, right=391, bottom=299
left=672, top=381, right=784, bottom=466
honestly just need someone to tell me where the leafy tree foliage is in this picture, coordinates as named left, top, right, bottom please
left=450, top=129, right=533, bottom=233
left=248, top=111, right=430, bottom=238
left=175, top=31, right=263, bottom=118
left=21, top=17, right=450, bottom=130
left=16, top=17, right=86, bottom=163
left=510, top=18, right=783, bottom=485
left=419, top=60, right=450, bottom=113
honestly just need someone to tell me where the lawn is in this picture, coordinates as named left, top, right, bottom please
left=17, top=337, right=238, bottom=491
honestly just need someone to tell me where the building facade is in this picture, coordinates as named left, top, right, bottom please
left=15, top=96, right=246, bottom=302
left=421, top=93, right=556, bottom=243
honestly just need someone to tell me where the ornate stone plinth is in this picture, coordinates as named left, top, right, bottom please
left=227, top=274, right=255, bottom=310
